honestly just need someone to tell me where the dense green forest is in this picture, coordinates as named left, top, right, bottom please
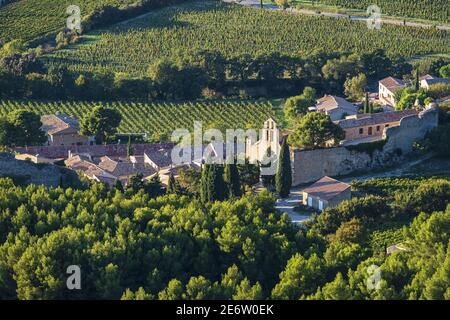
left=4, top=47, right=444, bottom=102
left=0, top=175, right=448, bottom=300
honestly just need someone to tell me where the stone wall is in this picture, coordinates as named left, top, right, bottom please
left=292, top=108, right=439, bottom=186
left=0, top=153, right=79, bottom=187
left=14, top=143, right=175, bottom=159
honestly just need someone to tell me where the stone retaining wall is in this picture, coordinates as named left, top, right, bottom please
left=292, top=108, right=439, bottom=186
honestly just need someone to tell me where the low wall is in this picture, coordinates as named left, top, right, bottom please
left=14, top=143, right=175, bottom=159
left=0, top=153, right=79, bottom=187
left=292, top=108, right=439, bottom=186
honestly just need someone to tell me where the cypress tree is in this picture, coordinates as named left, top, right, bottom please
left=127, top=136, right=133, bottom=157
left=200, top=164, right=226, bottom=203
left=224, top=162, right=242, bottom=199
left=200, top=164, right=212, bottom=203
left=167, top=172, right=178, bottom=194
left=364, top=92, right=370, bottom=114
left=113, top=179, right=124, bottom=193
left=211, top=164, right=225, bottom=201
left=147, top=173, right=163, bottom=198
left=414, top=69, right=420, bottom=92
left=275, top=137, right=292, bottom=198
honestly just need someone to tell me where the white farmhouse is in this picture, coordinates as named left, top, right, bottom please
left=312, top=95, right=358, bottom=121
left=420, top=74, right=450, bottom=90
left=378, top=77, right=407, bottom=107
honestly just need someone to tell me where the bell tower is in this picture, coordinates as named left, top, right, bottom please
left=263, top=118, right=280, bottom=152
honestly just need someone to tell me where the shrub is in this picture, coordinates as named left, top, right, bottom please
left=345, top=139, right=388, bottom=157
left=312, top=195, right=391, bottom=235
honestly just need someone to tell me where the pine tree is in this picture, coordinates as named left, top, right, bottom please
left=127, top=173, right=145, bottom=195
left=275, top=137, right=292, bottom=198
left=224, top=162, right=242, bottom=199
left=147, top=173, right=163, bottom=198
left=113, top=179, right=124, bottom=193
left=364, top=92, right=370, bottom=114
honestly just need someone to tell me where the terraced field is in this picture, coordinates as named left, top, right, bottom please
left=0, top=99, right=273, bottom=135
left=42, top=0, right=450, bottom=77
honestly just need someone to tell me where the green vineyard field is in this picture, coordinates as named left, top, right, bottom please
left=0, top=99, right=273, bottom=136
left=0, top=0, right=142, bottom=42
left=315, top=0, right=449, bottom=22
left=43, top=0, right=450, bottom=77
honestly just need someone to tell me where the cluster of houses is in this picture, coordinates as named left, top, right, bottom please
left=378, top=74, right=450, bottom=108
left=63, top=147, right=204, bottom=187
left=12, top=73, right=448, bottom=212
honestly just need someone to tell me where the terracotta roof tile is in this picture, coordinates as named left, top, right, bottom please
left=379, top=77, right=406, bottom=93
left=302, top=176, right=351, bottom=201
left=41, top=114, right=80, bottom=135
left=316, top=95, right=357, bottom=113
left=335, top=109, right=419, bottom=129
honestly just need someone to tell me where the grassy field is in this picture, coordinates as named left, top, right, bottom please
left=42, top=0, right=450, bottom=77
left=0, top=0, right=144, bottom=42
left=0, top=99, right=273, bottom=136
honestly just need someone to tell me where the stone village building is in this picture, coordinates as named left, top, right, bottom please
left=312, top=95, right=358, bottom=121
left=378, top=76, right=407, bottom=108
left=302, top=176, right=351, bottom=211
left=243, top=107, right=438, bottom=187
left=335, top=109, right=419, bottom=144
left=41, top=114, right=93, bottom=146
left=291, top=106, right=439, bottom=186
left=378, top=75, right=450, bottom=108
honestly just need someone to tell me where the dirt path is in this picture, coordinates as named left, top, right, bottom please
left=224, top=0, right=450, bottom=31
left=274, top=188, right=311, bottom=224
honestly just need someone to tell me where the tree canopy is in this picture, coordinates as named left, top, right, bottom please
left=0, top=174, right=448, bottom=300
left=0, top=110, right=46, bottom=147
left=79, top=106, right=122, bottom=144
left=288, top=112, right=345, bottom=149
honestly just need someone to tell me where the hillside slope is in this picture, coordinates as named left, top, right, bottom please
left=315, top=0, right=449, bottom=22
left=42, top=0, right=450, bottom=77
left=0, top=0, right=184, bottom=42
left=0, top=99, right=273, bottom=136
